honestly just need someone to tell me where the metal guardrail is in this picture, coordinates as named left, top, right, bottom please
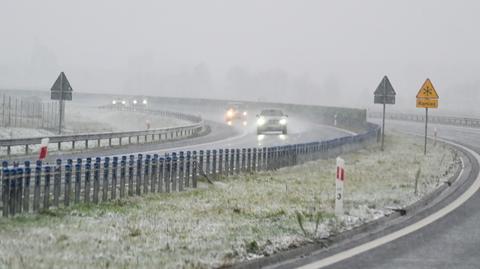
left=0, top=123, right=380, bottom=217
left=0, top=109, right=204, bottom=156
left=368, top=111, right=480, bottom=128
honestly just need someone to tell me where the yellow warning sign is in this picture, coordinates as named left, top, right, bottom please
left=416, top=99, right=438, bottom=108
left=416, top=79, right=439, bottom=99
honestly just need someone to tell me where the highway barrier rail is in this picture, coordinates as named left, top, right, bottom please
left=0, top=123, right=380, bottom=217
left=368, top=111, right=480, bottom=128
left=0, top=109, right=204, bottom=157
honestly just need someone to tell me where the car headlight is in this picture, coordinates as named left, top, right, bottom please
left=279, top=118, right=287, bottom=125
left=257, top=117, right=266, bottom=126
left=133, top=100, right=138, bottom=104
left=243, top=111, right=247, bottom=116
left=142, top=99, right=147, bottom=105
left=226, top=110, right=234, bottom=118
left=112, top=100, right=116, bottom=105
left=121, top=100, right=126, bottom=105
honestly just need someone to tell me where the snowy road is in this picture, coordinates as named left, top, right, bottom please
left=273, top=119, right=480, bottom=269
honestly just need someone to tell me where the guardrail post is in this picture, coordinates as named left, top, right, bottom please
left=186, top=151, right=191, bottom=187
left=179, top=153, right=184, bottom=191
left=24, top=161, right=31, bottom=212
left=205, top=150, right=211, bottom=175
left=128, top=155, right=134, bottom=196
left=218, top=149, right=223, bottom=176
left=112, top=157, right=118, bottom=199
left=85, top=139, right=89, bottom=149
left=85, top=161, right=91, bottom=203
left=93, top=158, right=100, bottom=204
left=75, top=159, right=81, bottom=204
left=120, top=156, right=126, bottom=198
left=103, top=157, right=110, bottom=202
left=252, top=148, right=257, bottom=172
left=192, top=152, right=197, bottom=188
left=65, top=162, right=72, bottom=207
left=136, top=154, right=143, bottom=195
left=172, top=154, right=178, bottom=192
left=158, top=157, right=165, bottom=192
left=165, top=156, right=171, bottom=193
left=2, top=168, right=9, bottom=216
left=212, top=150, right=217, bottom=178
left=144, top=155, right=151, bottom=194
left=53, top=159, right=62, bottom=207
left=43, top=166, right=51, bottom=210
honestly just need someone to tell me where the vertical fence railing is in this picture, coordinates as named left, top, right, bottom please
left=0, top=125, right=379, bottom=216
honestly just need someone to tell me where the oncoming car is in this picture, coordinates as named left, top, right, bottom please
left=224, top=102, right=248, bottom=126
left=256, top=109, right=288, bottom=135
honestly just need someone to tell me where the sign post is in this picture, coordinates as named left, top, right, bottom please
left=335, top=157, right=345, bottom=217
left=373, top=75, right=396, bottom=151
left=416, top=78, right=439, bottom=155
left=50, top=72, right=73, bottom=134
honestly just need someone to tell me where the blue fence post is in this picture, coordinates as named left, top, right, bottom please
left=192, top=152, right=197, bottom=188
left=53, top=159, right=62, bottom=207
left=151, top=154, right=158, bottom=193
left=252, top=148, right=257, bottom=172
left=224, top=149, right=229, bottom=176
left=186, top=151, right=191, bottom=187
left=262, top=147, right=267, bottom=170
left=205, top=150, right=211, bottom=175
left=158, top=157, right=165, bottom=192
left=267, top=147, right=273, bottom=170
left=43, top=166, right=51, bottom=210
left=136, top=154, right=143, bottom=196
left=64, top=161, right=72, bottom=207
left=23, top=161, right=31, bottom=212
left=128, top=155, right=134, bottom=196
left=241, top=148, right=246, bottom=172
left=199, top=150, right=204, bottom=175
left=235, top=149, right=240, bottom=174
left=144, top=155, right=151, bottom=194
left=9, top=168, right=17, bottom=215
left=85, top=161, right=91, bottom=203
left=179, top=153, right=184, bottom=192
left=16, top=168, right=24, bottom=214
left=2, top=168, right=9, bottom=216
left=172, top=155, right=178, bottom=192
left=112, top=156, right=118, bottom=199
left=247, top=148, right=252, bottom=172
left=93, top=158, right=100, bottom=204
left=165, top=157, right=171, bottom=193
left=218, top=149, right=223, bottom=176
left=212, top=150, right=217, bottom=178
left=75, top=159, right=82, bottom=204
left=120, top=156, right=127, bottom=198
left=34, top=160, right=42, bottom=211
left=103, top=157, right=110, bottom=202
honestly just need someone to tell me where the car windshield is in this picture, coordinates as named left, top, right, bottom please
left=260, top=110, right=283, bottom=116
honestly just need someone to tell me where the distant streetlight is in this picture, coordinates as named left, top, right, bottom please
left=133, top=99, right=138, bottom=105
left=112, top=100, right=116, bottom=105
left=142, top=99, right=148, bottom=105
left=121, top=100, right=126, bottom=105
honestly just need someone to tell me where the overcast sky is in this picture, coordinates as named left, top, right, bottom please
left=0, top=0, right=479, bottom=113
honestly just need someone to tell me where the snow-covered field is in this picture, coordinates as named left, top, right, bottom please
left=0, top=134, right=460, bottom=269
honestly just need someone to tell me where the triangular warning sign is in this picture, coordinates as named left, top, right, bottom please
left=51, top=72, right=73, bottom=92
left=416, top=79, right=438, bottom=99
left=374, top=75, right=396, bottom=96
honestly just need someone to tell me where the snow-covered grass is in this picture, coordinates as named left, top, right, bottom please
left=0, top=134, right=460, bottom=269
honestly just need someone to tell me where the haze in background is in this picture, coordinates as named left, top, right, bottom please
left=0, top=0, right=479, bottom=115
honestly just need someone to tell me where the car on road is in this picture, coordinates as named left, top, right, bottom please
left=256, top=109, right=288, bottom=135
left=224, top=102, right=248, bottom=126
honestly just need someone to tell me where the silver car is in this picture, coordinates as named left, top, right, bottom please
left=256, top=109, right=288, bottom=135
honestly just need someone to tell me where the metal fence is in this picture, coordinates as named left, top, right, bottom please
left=0, top=94, right=59, bottom=130
left=368, top=111, right=480, bottom=128
left=0, top=123, right=380, bottom=217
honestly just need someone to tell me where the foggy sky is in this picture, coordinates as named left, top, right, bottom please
left=0, top=0, right=479, bottom=114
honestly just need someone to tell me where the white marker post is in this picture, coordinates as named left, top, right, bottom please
left=39, top=138, right=49, bottom=160
left=335, top=157, right=345, bottom=217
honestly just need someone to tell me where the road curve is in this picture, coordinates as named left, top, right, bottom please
left=283, top=120, right=480, bottom=269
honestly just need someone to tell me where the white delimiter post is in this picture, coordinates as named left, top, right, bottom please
left=335, top=157, right=345, bottom=217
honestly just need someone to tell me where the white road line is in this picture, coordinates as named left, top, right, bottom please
left=298, top=137, right=480, bottom=269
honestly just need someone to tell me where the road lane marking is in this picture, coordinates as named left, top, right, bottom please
left=298, top=137, right=479, bottom=269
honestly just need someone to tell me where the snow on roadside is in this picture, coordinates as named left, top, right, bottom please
left=0, top=133, right=460, bottom=269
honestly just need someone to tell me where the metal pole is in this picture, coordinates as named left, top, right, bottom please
left=424, top=108, right=428, bottom=155
left=58, top=74, right=64, bottom=134
left=8, top=96, right=11, bottom=127
left=381, top=103, right=386, bottom=151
